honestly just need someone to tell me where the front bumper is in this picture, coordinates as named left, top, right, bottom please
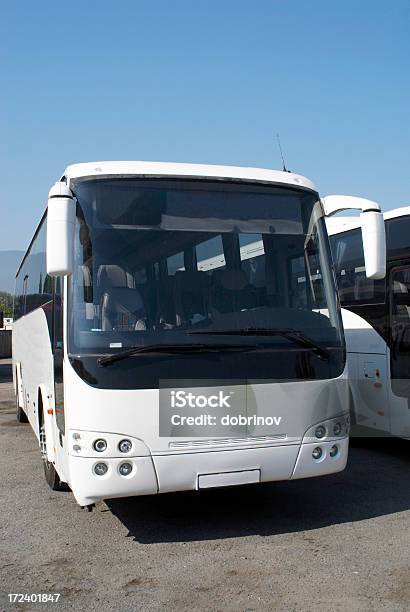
left=67, top=437, right=348, bottom=506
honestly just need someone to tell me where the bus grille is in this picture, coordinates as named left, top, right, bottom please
left=168, top=434, right=287, bottom=449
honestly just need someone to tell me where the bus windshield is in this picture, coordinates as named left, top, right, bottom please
left=68, top=178, right=343, bottom=368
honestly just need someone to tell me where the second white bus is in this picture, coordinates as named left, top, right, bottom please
left=328, top=207, right=410, bottom=439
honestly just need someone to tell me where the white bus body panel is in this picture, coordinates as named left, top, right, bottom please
left=63, top=359, right=349, bottom=506
left=12, top=309, right=53, bottom=436
left=342, top=308, right=410, bottom=438
left=12, top=308, right=59, bottom=465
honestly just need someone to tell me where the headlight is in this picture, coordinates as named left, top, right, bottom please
left=118, top=439, right=132, bottom=453
left=94, top=462, right=108, bottom=476
left=315, top=425, right=326, bottom=439
left=330, top=444, right=339, bottom=458
left=333, top=422, right=342, bottom=436
left=312, top=447, right=323, bottom=460
left=93, top=439, right=107, bottom=452
left=119, top=462, right=133, bottom=476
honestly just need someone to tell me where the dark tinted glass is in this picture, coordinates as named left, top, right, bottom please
left=330, top=229, right=386, bottom=305
left=387, top=216, right=410, bottom=260
left=73, top=179, right=312, bottom=234
left=68, top=179, right=343, bottom=364
left=14, top=216, right=54, bottom=320
left=390, top=267, right=410, bottom=398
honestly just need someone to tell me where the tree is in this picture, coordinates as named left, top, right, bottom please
left=0, top=291, right=13, bottom=318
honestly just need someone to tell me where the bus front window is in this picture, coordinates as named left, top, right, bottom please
left=68, top=179, right=344, bottom=387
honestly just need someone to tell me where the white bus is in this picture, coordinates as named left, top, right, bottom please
left=12, top=162, right=386, bottom=508
left=328, top=207, right=410, bottom=440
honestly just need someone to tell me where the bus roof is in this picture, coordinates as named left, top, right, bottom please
left=62, top=161, right=317, bottom=192
left=326, top=205, right=410, bottom=236
left=384, top=206, right=410, bottom=220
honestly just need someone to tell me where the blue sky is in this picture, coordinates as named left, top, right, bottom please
left=1, top=0, right=409, bottom=251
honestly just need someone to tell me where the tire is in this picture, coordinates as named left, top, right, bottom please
left=39, top=414, right=65, bottom=491
left=16, top=390, right=28, bottom=423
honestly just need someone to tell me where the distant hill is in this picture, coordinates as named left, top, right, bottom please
left=0, top=251, right=25, bottom=294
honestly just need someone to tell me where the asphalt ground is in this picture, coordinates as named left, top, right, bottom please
left=0, top=358, right=409, bottom=612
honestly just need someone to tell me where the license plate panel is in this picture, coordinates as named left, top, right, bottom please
left=198, top=469, right=261, bottom=489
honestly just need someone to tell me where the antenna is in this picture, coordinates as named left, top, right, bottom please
left=276, top=133, right=289, bottom=172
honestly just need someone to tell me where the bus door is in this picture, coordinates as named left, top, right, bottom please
left=389, top=265, right=410, bottom=438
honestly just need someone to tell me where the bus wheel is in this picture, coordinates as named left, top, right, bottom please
left=16, top=391, right=28, bottom=423
left=39, top=416, right=64, bottom=491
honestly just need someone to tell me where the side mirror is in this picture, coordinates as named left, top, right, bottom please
left=360, top=210, right=386, bottom=279
left=46, top=183, right=76, bottom=276
left=322, top=195, right=386, bottom=280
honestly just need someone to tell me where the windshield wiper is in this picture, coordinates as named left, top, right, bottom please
left=98, top=342, right=260, bottom=367
left=187, top=328, right=331, bottom=361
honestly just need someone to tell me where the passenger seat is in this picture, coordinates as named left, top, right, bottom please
left=174, top=271, right=211, bottom=325
left=98, top=265, right=146, bottom=331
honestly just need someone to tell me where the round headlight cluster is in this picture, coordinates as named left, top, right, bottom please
left=93, top=438, right=107, bottom=452
left=315, top=425, right=326, bottom=439
left=94, top=462, right=108, bottom=476
left=118, top=439, right=132, bottom=453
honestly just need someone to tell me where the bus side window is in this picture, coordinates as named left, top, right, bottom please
left=390, top=267, right=410, bottom=398
left=330, top=230, right=386, bottom=305
left=387, top=216, right=410, bottom=259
